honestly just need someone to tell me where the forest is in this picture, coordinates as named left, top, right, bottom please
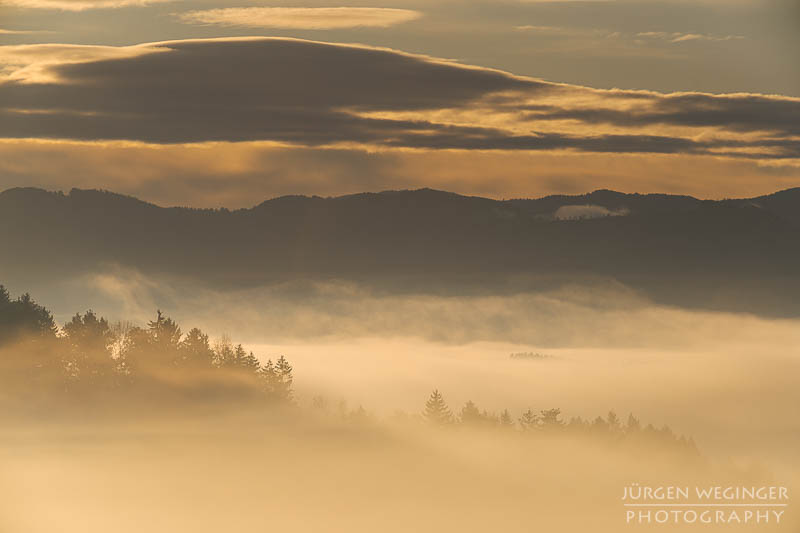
left=3, top=186, right=800, bottom=318
left=0, top=284, right=697, bottom=455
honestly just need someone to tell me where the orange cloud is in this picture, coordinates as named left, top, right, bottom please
left=177, top=7, right=422, bottom=30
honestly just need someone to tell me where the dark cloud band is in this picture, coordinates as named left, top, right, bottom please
left=0, top=37, right=798, bottom=160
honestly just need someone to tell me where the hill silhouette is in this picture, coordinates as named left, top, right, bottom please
left=2, top=186, right=799, bottom=316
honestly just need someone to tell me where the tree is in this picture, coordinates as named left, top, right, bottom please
left=122, top=311, right=184, bottom=375
left=626, top=413, right=641, bottom=432
left=519, top=408, right=539, bottom=431
left=607, top=410, right=621, bottom=434
left=539, top=408, right=564, bottom=430
left=274, top=356, right=293, bottom=398
left=213, top=335, right=235, bottom=368
left=459, top=400, right=494, bottom=427
left=0, top=287, right=57, bottom=345
left=459, top=400, right=482, bottom=425
left=591, top=415, right=608, bottom=433
left=233, top=344, right=261, bottom=373
left=0, top=287, right=62, bottom=393
left=62, top=310, right=114, bottom=386
left=423, top=389, right=452, bottom=425
left=259, top=355, right=293, bottom=402
left=499, top=409, right=514, bottom=428
left=147, top=310, right=181, bottom=362
left=567, top=416, right=588, bottom=433
left=178, top=328, right=214, bottom=368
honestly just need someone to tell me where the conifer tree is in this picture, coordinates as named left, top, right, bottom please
left=459, top=400, right=482, bottom=425
left=626, top=413, right=641, bottom=432
left=540, top=408, right=564, bottom=429
left=423, top=389, right=452, bottom=425
left=499, top=409, right=514, bottom=428
left=274, top=355, right=293, bottom=401
left=607, top=410, right=621, bottom=433
left=259, top=355, right=293, bottom=402
left=63, top=310, right=114, bottom=384
left=179, top=328, right=214, bottom=368
left=519, top=408, right=539, bottom=431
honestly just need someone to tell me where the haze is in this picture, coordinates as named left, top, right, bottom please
left=1, top=0, right=798, bottom=530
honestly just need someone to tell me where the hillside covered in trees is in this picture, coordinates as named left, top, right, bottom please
left=2, top=186, right=799, bottom=317
left=0, top=284, right=697, bottom=456
left=0, top=285, right=294, bottom=412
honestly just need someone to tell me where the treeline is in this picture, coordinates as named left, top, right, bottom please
left=308, top=389, right=697, bottom=454
left=0, top=285, right=292, bottom=408
left=1, top=285, right=697, bottom=454
left=412, top=390, right=697, bottom=452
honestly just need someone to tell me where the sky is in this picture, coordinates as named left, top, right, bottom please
left=1, top=0, right=799, bottom=206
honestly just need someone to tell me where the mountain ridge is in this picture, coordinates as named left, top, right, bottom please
left=2, top=184, right=799, bottom=317
left=4, top=185, right=800, bottom=211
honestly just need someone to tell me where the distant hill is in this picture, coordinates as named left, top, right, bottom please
left=1, top=186, right=799, bottom=316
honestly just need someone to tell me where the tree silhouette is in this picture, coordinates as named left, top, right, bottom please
left=0, top=286, right=57, bottom=345
left=148, top=310, right=181, bottom=363
left=178, top=328, right=215, bottom=368
left=423, top=389, right=452, bottom=425
left=539, top=408, right=564, bottom=430
left=459, top=400, right=481, bottom=424
left=626, top=413, right=640, bottom=432
left=519, top=408, right=538, bottom=431
left=606, top=410, right=621, bottom=433
left=260, top=355, right=293, bottom=402
left=233, top=344, right=261, bottom=373
left=213, top=335, right=236, bottom=368
left=63, top=310, right=114, bottom=386
left=459, top=400, right=495, bottom=426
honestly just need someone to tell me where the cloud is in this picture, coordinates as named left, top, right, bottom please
left=514, top=25, right=566, bottom=32
left=0, top=37, right=797, bottom=162
left=521, top=92, right=800, bottom=137
left=637, top=31, right=745, bottom=43
left=0, top=0, right=170, bottom=10
left=0, top=29, right=51, bottom=35
left=553, top=204, right=628, bottom=220
left=0, top=43, right=158, bottom=83
left=0, top=37, right=542, bottom=145
left=177, top=7, right=422, bottom=30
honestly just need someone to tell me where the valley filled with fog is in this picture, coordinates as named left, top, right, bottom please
left=1, top=274, right=797, bottom=532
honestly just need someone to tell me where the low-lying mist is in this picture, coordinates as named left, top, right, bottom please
left=1, top=274, right=798, bottom=532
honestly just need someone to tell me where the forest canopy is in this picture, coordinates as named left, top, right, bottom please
left=0, top=285, right=293, bottom=411
left=0, top=284, right=696, bottom=456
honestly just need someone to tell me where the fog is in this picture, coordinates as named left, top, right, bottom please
left=1, top=274, right=798, bottom=532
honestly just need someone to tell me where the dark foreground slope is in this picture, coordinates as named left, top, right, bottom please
left=1, top=187, right=799, bottom=316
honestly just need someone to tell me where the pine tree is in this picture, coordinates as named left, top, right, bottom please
left=62, top=310, right=114, bottom=385
left=591, top=415, right=608, bottom=433
left=274, top=355, right=293, bottom=401
left=147, top=310, right=182, bottom=354
left=423, top=389, right=452, bottom=425
left=459, top=400, right=482, bottom=425
left=540, top=408, right=564, bottom=429
left=0, top=288, right=57, bottom=344
left=519, top=408, right=539, bottom=431
left=499, top=409, right=514, bottom=428
left=259, top=355, right=293, bottom=402
left=626, top=413, right=640, bottom=432
left=233, top=344, right=260, bottom=373
left=607, top=410, right=621, bottom=433
left=179, top=328, right=214, bottom=368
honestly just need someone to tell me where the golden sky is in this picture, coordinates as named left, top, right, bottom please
left=0, top=0, right=798, bottom=206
